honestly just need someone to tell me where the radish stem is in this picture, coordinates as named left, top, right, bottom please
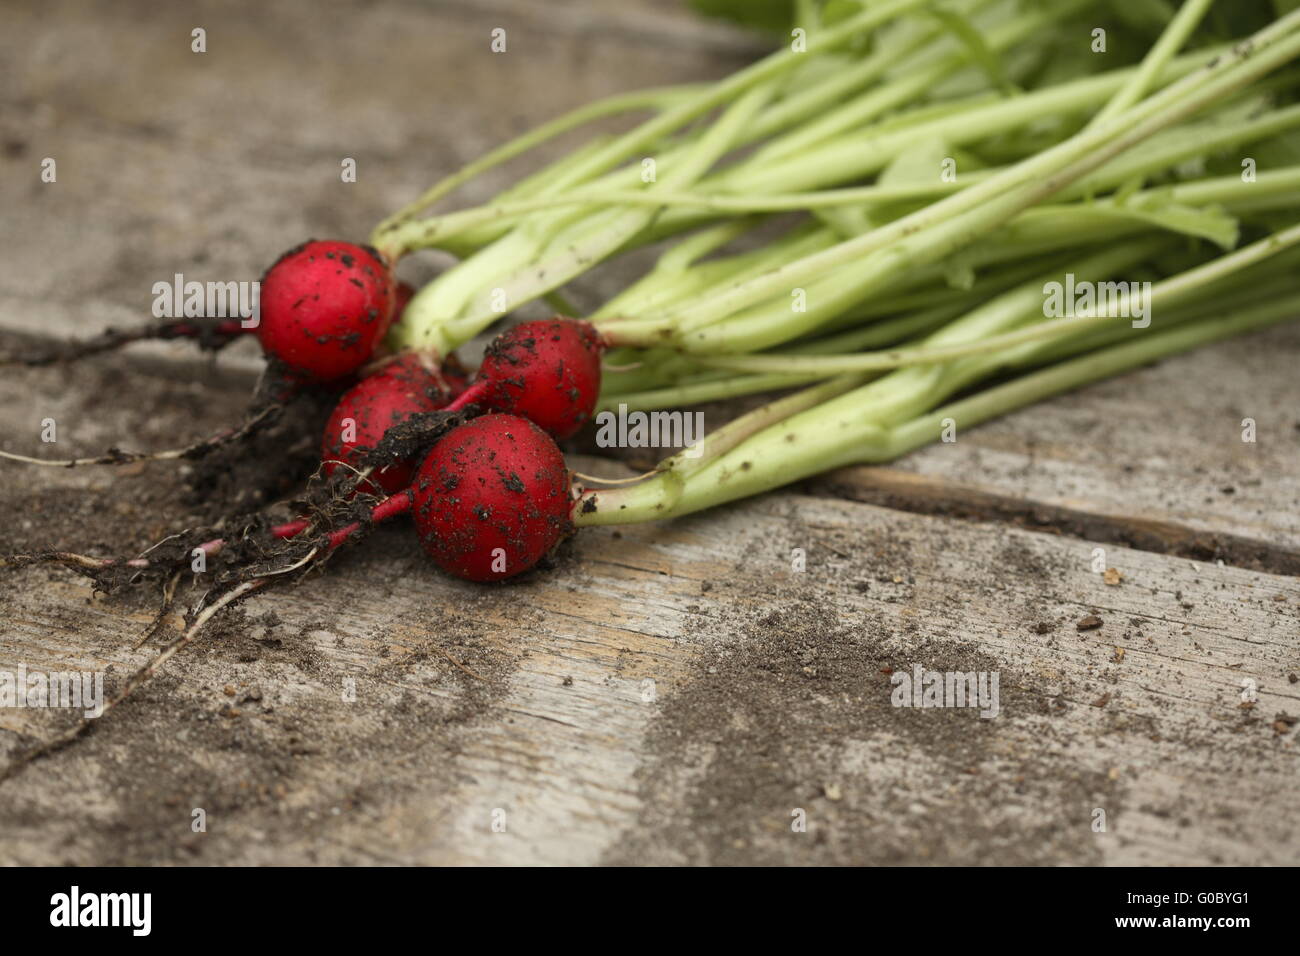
left=576, top=293, right=1300, bottom=525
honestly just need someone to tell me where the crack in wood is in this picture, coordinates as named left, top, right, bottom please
left=809, top=467, right=1300, bottom=577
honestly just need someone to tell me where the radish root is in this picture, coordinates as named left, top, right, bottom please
left=0, top=318, right=247, bottom=368
left=0, top=577, right=266, bottom=786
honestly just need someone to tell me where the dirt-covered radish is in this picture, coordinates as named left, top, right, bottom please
left=412, top=413, right=573, bottom=582
left=257, top=240, right=396, bottom=381
left=321, top=352, right=451, bottom=494
left=446, top=318, right=605, bottom=439
left=393, top=283, right=471, bottom=397
left=441, top=352, right=472, bottom=400
left=392, top=280, right=416, bottom=319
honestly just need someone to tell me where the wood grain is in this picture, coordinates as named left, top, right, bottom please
left=1, top=491, right=1296, bottom=864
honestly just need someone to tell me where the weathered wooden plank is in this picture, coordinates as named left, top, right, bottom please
left=2, top=0, right=1298, bottom=869
left=812, top=321, right=1300, bottom=560
left=0, top=0, right=750, bottom=350
left=1, top=487, right=1296, bottom=865
left=9, top=335, right=1288, bottom=864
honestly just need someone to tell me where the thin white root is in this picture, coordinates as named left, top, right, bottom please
left=0, top=578, right=266, bottom=785
left=570, top=467, right=659, bottom=485
left=0, top=405, right=277, bottom=468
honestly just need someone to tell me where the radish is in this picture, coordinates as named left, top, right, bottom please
left=321, top=352, right=451, bottom=495
left=446, top=318, right=605, bottom=439
left=391, top=283, right=473, bottom=396
left=412, top=414, right=573, bottom=582
left=441, top=353, right=472, bottom=399
left=393, top=280, right=416, bottom=319
left=257, top=240, right=395, bottom=381
left=8, top=244, right=400, bottom=377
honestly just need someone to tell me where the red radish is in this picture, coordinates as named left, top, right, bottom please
left=393, top=280, right=416, bottom=318
left=412, top=414, right=573, bottom=582
left=442, top=355, right=471, bottom=400
left=447, top=318, right=605, bottom=439
left=391, top=283, right=472, bottom=394
left=321, top=352, right=451, bottom=494
left=257, top=240, right=395, bottom=381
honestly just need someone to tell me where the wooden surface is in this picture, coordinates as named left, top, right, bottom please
left=0, top=0, right=1297, bottom=866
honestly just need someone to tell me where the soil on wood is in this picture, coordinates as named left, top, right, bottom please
left=0, top=569, right=520, bottom=864
left=603, top=594, right=1121, bottom=866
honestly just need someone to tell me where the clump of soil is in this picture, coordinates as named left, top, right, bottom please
left=179, top=381, right=332, bottom=523
left=604, top=598, right=1121, bottom=866
left=0, top=350, right=473, bottom=596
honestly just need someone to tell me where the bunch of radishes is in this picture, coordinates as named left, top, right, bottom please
left=255, top=239, right=605, bottom=582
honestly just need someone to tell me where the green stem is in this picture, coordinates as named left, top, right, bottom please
left=370, top=84, right=704, bottom=252
left=609, top=53, right=1220, bottom=250
left=1087, top=0, right=1215, bottom=129
left=601, top=164, right=1300, bottom=356
left=757, top=256, right=1062, bottom=335
left=598, top=298, right=974, bottom=407
left=599, top=237, right=1300, bottom=409
left=596, top=371, right=828, bottom=414
left=384, top=91, right=1300, bottom=257
left=424, top=0, right=1012, bottom=252
left=695, top=222, right=1300, bottom=373
left=628, top=38, right=1300, bottom=357
left=1026, top=270, right=1300, bottom=363
left=594, top=218, right=773, bottom=322
left=682, top=42, right=1223, bottom=206
left=1064, top=102, right=1300, bottom=198
left=651, top=20, right=1300, bottom=341
left=884, top=295, right=1300, bottom=457
left=388, top=0, right=1133, bottom=353
left=576, top=295, right=1300, bottom=525
left=750, top=0, right=1090, bottom=164
left=382, top=180, right=978, bottom=255
left=654, top=373, right=870, bottom=479
left=394, top=79, right=782, bottom=355
left=599, top=224, right=835, bottom=324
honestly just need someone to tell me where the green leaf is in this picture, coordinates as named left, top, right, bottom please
left=1090, top=199, right=1240, bottom=249
left=943, top=260, right=978, bottom=290
left=813, top=205, right=875, bottom=238
left=686, top=0, right=797, bottom=33
left=1248, top=130, right=1300, bottom=168
left=1206, top=0, right=1292, bottom=42
left=878, top=136, right=955, bottom=186
left=821, top=0, right=866, bottom=28
left=1102, top=0, right=1176, bottom=33
left=922, top=7, right=1019, bottom=97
